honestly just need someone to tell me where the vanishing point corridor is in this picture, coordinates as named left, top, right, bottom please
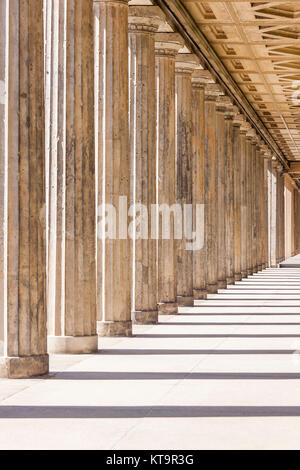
left=1, top=261, right=300, bottom=449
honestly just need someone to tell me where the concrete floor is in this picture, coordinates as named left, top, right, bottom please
left=1, top=267, right=300, bottom=449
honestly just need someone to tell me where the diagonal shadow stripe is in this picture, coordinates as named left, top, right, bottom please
left=99, top=348, right=298, bottom=355
left=48, top=371, right=300, bottom=380
left=2, top=405, right=300, bottom=418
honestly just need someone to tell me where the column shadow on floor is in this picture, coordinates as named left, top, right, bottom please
left=135, top=334, right=300, bottom=338
left=48, top=371, right=300, bottom=380
left=98, top=348, right=296, bottom=355
left=2, top=405, right=300, bottom=418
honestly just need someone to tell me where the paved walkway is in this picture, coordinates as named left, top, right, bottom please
left=1, top=267, right=300, bottom=449
left=280, top=254, right=300, bottom=268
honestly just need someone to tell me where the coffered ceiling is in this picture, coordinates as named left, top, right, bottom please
left=180, top=1, right=300, bottom=162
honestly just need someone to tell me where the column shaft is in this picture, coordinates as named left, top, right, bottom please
left=46, top=0, right=97, bottom=354
left=246, top=136, right=253, bottom=275
left=205, top=95, right=218, bottom=293
left=216, top=105, right=226, bottom=288
left=95, top=0, right=132, bottom=336
left=225, top=114, right=234, bottom=284
left=252, top=141, right=258, bottom=272
left=240, top=130, right=248, bottom=278
left=233, top=123, right=242, bottom=281
left=270, top=161, right=278, bottom=267
left=0, top=0, right=48, bottom=378
left=155, top=35, right=182, bottom=315
left=192, top=82, right=206, bottom=298
left=175, top=59, right=195, bottom=306
left=128, top=9, right=163, bottom=324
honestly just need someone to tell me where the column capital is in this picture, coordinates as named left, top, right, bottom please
left=155, top=33, right=185, bottom=57
left=175, top=53, right=200, bottom=74
left=216, top=95, right=232, bottom=113
left=128, top=6, right=165, bottom=32
left=204, top=83, right=224, bottom=101
left=233, top=113, right=246, bottom=128
left=246, top=128, right=259, bottom=144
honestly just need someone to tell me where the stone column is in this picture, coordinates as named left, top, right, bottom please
left=256, top=144, right=264, bottom=272
left=191, top=70, right=215, bottom=299
left=240, top=128, right=248, bottom=278
left=216, top=100, right=227, bottom=288
left=128, top=7, right=164, bottom=324
left=46, top=0, right=97, bottom=354
left=95, top=0, right=132, bottom=337
left=155, top=33, right=183, bottom=315
left=233, top=119, right=242, bottom=281
left=175, top=54, right=198, bottom=306
left=262, top=151, right=271, bottom=269
left=246, top=134, right=253, bottom=276
left=0, top=0, right=48, bottom=378
left=277, top=166, right=285, bottom=264
left=205, top=85, right=221, bottom=293
left=224, top=110, right=235, bottom=285
left=191, top=77, right=206, bottom=299
left=251, top=138, right=258, bottom=272
left=270, top=159, right=278, bottom=267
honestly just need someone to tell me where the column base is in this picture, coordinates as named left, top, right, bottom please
left=48, top=335, right=98, bottom=354
left=193, top=289, right=207, bottom=300
left=234, top=273, right=242, bottom=281
left=217, top=280, right=227, bottom=289
left=133, top=310, right=158, bottom=325
left=257, top=264, right=263, bottom=272
left=226, top=277, right=235, bottom=285
left=0, top=354, right=49, bottom=379
left=158, top=302, right=178, bottom=315
left=252, top=266, right=258, bottom=273
left=97, top=320, right=132, bottom=337
left=206, top=283, right=218, bottom=294
left=177, top=296, right=194, bottom=307
left=247, top=269, right=253, bottom=276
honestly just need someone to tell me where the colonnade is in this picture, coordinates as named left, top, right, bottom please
left=0, top=0, right=299, bottom=378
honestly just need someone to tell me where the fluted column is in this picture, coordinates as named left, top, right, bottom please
left=240, top=128, right=248, bottom=278
left=233, top=120, right=242, bottom=281
left=270, top=159, right=278, bottom=267
left=205, top=87, right=220, bottom=293
left=191, top=70, right=215, bottom=299
left=251, top=139, right=258, bottom=272
left=128, top=7, right=164, bottom=324
left=95, top=0, right=132, bottom=336
left=175, top=54, right=197, bottom=306
left=225, top=111, right=235, bottom=285
left=155, top=33, right=183, bottom=315
left=256, top=144, right=264, bottom=272
left=216, top=102, right=227, bottom=288
left=263, top=152, right=272, bottom=269
left=246, top=134, right=253, bottom=276
left=0, top=0, right=48, bottom=378
left=192, top=79, right=206, bottom=299
left=277, top=166, right=285, bottom=264
left=46, top=0, right=97, bottom=354
left=260, top=148, right=269, bottom=268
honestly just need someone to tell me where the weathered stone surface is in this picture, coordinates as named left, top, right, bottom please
left=45, top=0, right=97, bottom=353
left=97, top=321, right=132, bottom=337
left=128, top=7, right=163, bottom=325
left=95, top=0, right=132, bottom=336
left=155, top=34, right=183, bottom=315
left=175, top=55, right=197, bottom=303
left=0, top=0, right=48, bottom=377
